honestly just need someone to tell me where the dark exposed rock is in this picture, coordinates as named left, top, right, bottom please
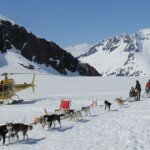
left=19, top=63, right=34, bottom=70
left=77, top=62, right=100, bottom=76
left=0, top=19, right=100, bottom=76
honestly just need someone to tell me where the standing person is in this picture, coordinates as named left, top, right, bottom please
left=145, top=80, right=150, bottom=94
left=135, top=80, right=141, bottom=100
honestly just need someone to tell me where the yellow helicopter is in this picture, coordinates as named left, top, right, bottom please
left=0, top=73, right=35, bottom=104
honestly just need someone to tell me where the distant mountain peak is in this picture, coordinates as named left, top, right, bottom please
left=136, top=28, right=150, bottom=39
left=138, top=28, right=150, bottom=34
left=79, top=28, right=150, bottom=76
left=65, top=43, right=92, bottom=57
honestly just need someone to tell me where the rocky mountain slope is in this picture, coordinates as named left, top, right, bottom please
left=0, top=15, right=100, bottom=76
left=79, top=29, right=150, bottom=76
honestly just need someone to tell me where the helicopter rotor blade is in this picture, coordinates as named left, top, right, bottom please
left=10, top=73, right=35, bottom=75
left=0, top=72, right=35, bottom=76
left=9, top=72, right=49, bottom=75
left=0, top=72, right=50, bottom=77
left=0, top=72, right=9, bottom=76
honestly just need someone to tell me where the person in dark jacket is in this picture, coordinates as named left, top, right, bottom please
left=135, top=80, right=141, bottom=100
left=129, top=87, right=136, bottom=97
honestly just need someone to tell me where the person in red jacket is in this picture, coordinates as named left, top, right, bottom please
left=145, top=80, right=150, bottom=94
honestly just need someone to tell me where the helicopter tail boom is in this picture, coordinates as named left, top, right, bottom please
left=32, top=74, right=35, bottom=85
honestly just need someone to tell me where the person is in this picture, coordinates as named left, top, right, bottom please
left=129, top=87, right=136, bottom=97
left=4, top=73, right=8, bottom=80
left=135, top=80, right=141, bottom=100
left=145, top=80, right=150, bottom=94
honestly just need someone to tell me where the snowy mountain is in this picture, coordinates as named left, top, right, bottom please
left=0, top=49, right=61, bottom=75
left=0, top=15, right=100, bottom=76
left=65, top=43, right=92, bottom=57
left=79, top=29, right=150, bottom=76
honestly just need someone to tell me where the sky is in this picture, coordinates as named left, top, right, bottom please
left=0, top=0, right=150, bottom=47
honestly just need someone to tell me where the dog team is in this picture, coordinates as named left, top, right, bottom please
left=0, top=97, right=127, bottom=146
left=0, top=122, right=33, bottom=145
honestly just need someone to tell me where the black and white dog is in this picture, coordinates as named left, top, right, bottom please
left=6, top=123, right=33, bottom=144
left=0, top=125, right=8, bottom=145
left=81, top=106, right=91, bottom=116
left=104, top=100, right=112, bottom=111
left=41, top=114, right=64, bottom=130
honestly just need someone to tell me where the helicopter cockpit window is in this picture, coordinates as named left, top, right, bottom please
left=4, top=85, right=10, bottom=92
left=0, top=85, right=3, bottom=92
left=0, top=84, right=3, bottom=96
left=3, top=85, right=10, bottom=96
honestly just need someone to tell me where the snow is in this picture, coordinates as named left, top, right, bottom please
left=80, top=39, right=131, bottom=76
left=0, top=49, right=78, bottom=76
left=1, top=23, right=150, bottom=149
left=0, top=49, right=47, bottom=74
left=79, top=28, right=150, bottom=76
left=138, top=28, right=150, bottom=38
left=65, top=69, right=79, bottom=76
left=65, top=43, right=92, bottom=57
left=0, top=15, right=15, bottom=25
left=0, top=75, right=150, bottom=150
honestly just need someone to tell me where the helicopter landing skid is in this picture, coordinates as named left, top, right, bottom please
left=9, top=99, right=24, bottom=105
left=5, top=99, right=24, bottom=105
left=4, top=95, right=24, bottom=105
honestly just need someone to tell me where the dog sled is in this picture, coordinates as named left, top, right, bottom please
left=126, top=96, right=140, bottom=102
left=55, top=98, right=71, bottom=115
left=127, top=87, right=140, bottom=102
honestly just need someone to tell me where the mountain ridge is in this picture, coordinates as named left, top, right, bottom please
left=0, top=16, right=100, bottom=76
left=79, top=29, right=150, bottom=76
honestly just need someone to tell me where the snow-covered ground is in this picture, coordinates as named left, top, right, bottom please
left=0, top=50, right=46, bottom=74
left=0, top=50, right=65, bottom=75
left=0, top=75, right=150, bottom=150
left=0, top=49, right=80, bottom=76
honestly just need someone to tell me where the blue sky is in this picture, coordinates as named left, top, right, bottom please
left=0, top=0, right=150, bottom=47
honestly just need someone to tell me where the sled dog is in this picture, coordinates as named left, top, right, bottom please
left=6, top=123, right=33, bottom=144
left=63, top=109, right=75, bottom=115
left=69, top=110, right=83, bottom=121
left=115, top=97, right=126, bottom=107
left=0, top=125, right=8, bottom=145
left=104, top=100, right=111, bottom=111
left=91, top=100, right=97, bottom=107
left=43, top=114, right=63, bottom=130
left=81, top=106, right=91, bottom=116
left=34, top=114, right=63, bottom=130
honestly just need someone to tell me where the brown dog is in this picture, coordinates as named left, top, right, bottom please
left=115, top=97, right=126, bottom=107
left=91, top=100, right=97, bottom=107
